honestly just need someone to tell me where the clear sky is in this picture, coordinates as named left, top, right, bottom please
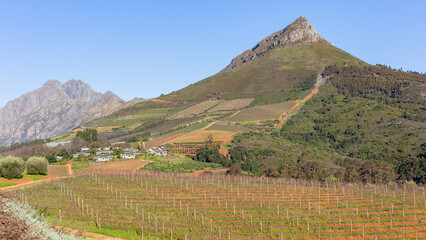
left=0, top=0, right=425, bottom=107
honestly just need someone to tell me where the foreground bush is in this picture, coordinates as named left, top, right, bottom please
left=26, top=157, right=48, bottom=175
left=0, top=156, right=25, bottom=179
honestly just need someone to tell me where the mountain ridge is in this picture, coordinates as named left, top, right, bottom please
left=0, top=80, right=131, bottom=146
left=224, top=16, right=324, bottom=72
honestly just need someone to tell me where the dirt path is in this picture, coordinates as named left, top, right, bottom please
left=275, top=70, right=328, bottom=130
left=222, top=132, right=238, bottom=146
left=52, top=226, right=126, bottom=240
left=0, top=176, right=71, bottom=193
left=65, top=163, right=73, bottom=176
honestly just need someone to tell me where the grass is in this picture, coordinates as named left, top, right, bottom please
left=87, top=108, right=170, bottom=128
left=0, top=182, right=15, bottom=188
left=29, top=175, right=44, bottom=181
left=49, top=132, right=76, bottom=142
left=0, top=173, right=48, bottom=185
left=227, top=101, right=296, bottom=122
left=71, top=161, right=89, bottom=170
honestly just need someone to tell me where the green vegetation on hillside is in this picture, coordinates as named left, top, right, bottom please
left=228, top=64, right=425, bottom=183
left=161, top=42, right=360, bottom=104
left=141, top=155, right=221, bottom=173
left=227, top=101, right=296, bottom=122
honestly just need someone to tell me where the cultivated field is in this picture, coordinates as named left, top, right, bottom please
left=167, top=129, right=235, bottom=143
left=226, top=101, right=297, bottom=122
left=8, top=170, right=426, bottom=239
left=170, top=101, right=220, bottom=119
left=207, top=99, right=253, bottom=113
left=145, top=132, right=187, bottom=149
left=205, top=122, right=251, bottom=133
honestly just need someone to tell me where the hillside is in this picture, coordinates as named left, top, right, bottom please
left=229, top=64, right=425, bottom=182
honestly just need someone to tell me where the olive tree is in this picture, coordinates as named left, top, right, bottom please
left=26, top=156, right=48, bottom=175
left=0, top=156, right=25, bottom=179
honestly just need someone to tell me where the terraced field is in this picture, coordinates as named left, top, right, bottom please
left=7, top=170, right=426, bottom=239
left=144, top=132, right=187, bottom=149
left=207, top=99, right=253, bottom=113
left=226, top=101, right=297, bottom=122
left=205, top=122, right=251, bottom=133
left=170, top=100, right=220, bottom=119
left=167, top=129, right=236, bottom=143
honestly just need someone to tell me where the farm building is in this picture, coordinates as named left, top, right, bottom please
left=148, top=147, right=168, bottom=156
left=120, top=152, right=139, bottom=159
left=73, top=152, right=90, bottom=158
left=96, top=150, right=113, bottom=155
left=95, top=155, right=113, bottom=162
left=124, top=148, right=138, bottom=153
left=81, top=147, right=91, bottom=152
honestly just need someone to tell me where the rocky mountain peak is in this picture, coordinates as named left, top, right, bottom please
left=63, top=79, right=99, bottom=100
left=0, top=80, right=128, bottom=146
left=224, top=16, right=324, bottom=72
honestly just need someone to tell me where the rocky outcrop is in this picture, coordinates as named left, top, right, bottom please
left=224, top=16, right=324, bottom=72
left=0, top=80, right=129, bottom=146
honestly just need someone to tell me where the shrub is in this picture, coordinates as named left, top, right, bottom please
left=0, top=156, right=25, bottom=179
left=26, top=157, right=48, bottom=175
left=227, top=163, right=242, bottom=175
left=325, top=175, right=339, bottom=182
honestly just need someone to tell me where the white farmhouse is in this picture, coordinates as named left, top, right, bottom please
left=120, top=152, right=138, bottom=159
left=95, top=155, right=113, bottom=162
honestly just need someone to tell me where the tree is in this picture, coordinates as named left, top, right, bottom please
left=227, top=163, right=242, bottom=175
left=71, top=136, right=86, bottom=150
left=344, top=165, right=360, bottom=182
left=359, top=160, right=395, bottom=183
left=76, top=128, right=98, bottom=143
left=0, top=156, right=25, bottom=179
left=26, top=157, right=48, bottom=175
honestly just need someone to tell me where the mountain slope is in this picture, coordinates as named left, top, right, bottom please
left=162, top=17, right=360, bottom=104
left=0, top=80, right=128, bottom=146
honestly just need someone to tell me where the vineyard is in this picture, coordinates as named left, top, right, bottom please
left=226, top=101, right=297, bottom=122
left=7, top=167, right=426, bottom=239
left=167, top=129, right=235, bottom=143
left=207, top=99, right=253, bottom=113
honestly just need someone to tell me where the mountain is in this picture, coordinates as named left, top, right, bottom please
left=0, top=80, right=130, bottom=146
left=224, top=16, right=324, bottom=72
left=162, top=16, right=360, bottom=104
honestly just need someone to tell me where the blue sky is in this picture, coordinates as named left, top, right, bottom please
left=0, top=0, right=425, bottom=107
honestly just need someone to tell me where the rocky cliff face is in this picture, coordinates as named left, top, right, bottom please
left=224, top=16, right=324, bottom=72
left=0, top=80, right=128, bottom=146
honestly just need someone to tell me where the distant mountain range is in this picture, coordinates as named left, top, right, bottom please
left=0, top=80, right=142, bottom=146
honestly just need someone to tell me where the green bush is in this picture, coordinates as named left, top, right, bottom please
left=141, top=160, right=221, bottom=173
left=26, top=157, right=48, bottom=175
left=0, top=156, right=25, bottom=179
left=71, top=161, right=89, bottom=170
